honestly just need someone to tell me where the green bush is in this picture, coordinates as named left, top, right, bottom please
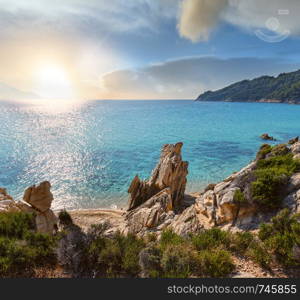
left=258, top=209, right=300, bottom=267
left=251, top=154, right=300, bottom=209
left=25, top=232, right=57, bottom=263
left=139, top=245, right=162, bottom=278
left=0, top=212, right=57, bottom=277
left=246, top=241, right=272, bottom=268
left=119, top=234, right=145, bottom=275
left=191, top=228, right=231, bottom=251
left=161, top=244, right=199, bottom=278
left=233, top=190, right=247, bottom=205
left=256, top=154, right=300, bottom=175
left=197, top=249, right=235, bottom=277
left=256, top=144, right=272, bottom=160
left=270, top=144, right=289, bottom=156
left=159, top=229, right=185, bottom=251
left=0, top=212, right=35, bottom=239
left=58, top=210, right=73, bottom=226
left=230, top=231, right=254, bottom=254
left=88, top=232, right=145, bottom=277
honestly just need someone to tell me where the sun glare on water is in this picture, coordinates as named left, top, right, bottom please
left=34, top=64, right=74, bottom=99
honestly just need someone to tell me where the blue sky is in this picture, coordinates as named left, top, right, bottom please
left=0, top=0, right=300, bottom=100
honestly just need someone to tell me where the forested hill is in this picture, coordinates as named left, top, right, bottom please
left=196, top=69, right=300, bottom=104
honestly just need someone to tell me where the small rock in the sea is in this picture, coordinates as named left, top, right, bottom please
left=260, top=133, right=276, bottom=141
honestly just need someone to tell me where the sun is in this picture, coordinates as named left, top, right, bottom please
left=34, top=64, right=74, bottom=99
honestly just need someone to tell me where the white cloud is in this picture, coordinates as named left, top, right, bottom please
left=0, top=0, right=179, bottom=37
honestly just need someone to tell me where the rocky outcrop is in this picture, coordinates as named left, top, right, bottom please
left=22, top=181, right=57, bottom=234
left=23, top=181, right=53, bottom=212
left=124, top=142, right=188, bottom=236
left=128, top=142, right=188, bottom=211
left=0, top=181, right=57, bottom=234
left=56, top=221, right=87, bottom=277
left=0, top=188, right=19, bottom=213
left=170, top=161, right=260, bottom=232
left=288, top=137, right=299, bottom=145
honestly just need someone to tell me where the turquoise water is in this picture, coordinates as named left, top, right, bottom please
left=1, top=100, right=300, bottom=210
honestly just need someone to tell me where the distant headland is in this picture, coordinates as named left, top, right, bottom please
left=196, top=69, right=300, bottom=104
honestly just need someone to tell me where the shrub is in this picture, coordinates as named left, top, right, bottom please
left=88, top=232, right=145, bottom=277
left=258, top=209, right=300, bottom=267
left=230, top=231, right=254, bottom=254
left=138, top=245, right=162, bottom=278
left=161, top=244, right=199, bottom=278
left=0, top=234, right=57, bottom=277
left=0, top=212, right=35, bottom=239
left=119, top=233, right=145, bottom=275
left=251, top=168, right=288, bottom=208
left=256, top=144, right=272, bottom=160
left=233, top=190, right=247, bottom=205
left=197, top=249, right=235, bottom=277
left=271, top=144, right=289, bottom=156
left=251, top=154, right=300, bottom=209
left=0, top=212, right=57, bottom=277
left=256, top=154, right=300, bottom=175
left=25, top=232, right=57, bottom=264
left=246, top=240, right=272, bottom=268
left=58, top=210, right=73, bottom=226
left=97, top=238, right=123, bottom=277
left=191, top=228, right=231, bottom=251
left=159, top=229, right=185, bottom=251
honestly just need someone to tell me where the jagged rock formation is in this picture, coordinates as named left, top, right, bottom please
left=127, top=142, right=188, bottom=211
left=124, top=142, right=188, bottom=235
left=0, top=181, right=57, bottom=234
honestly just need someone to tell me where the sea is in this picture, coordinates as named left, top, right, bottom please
left=1, top=99, right=300, bottom=210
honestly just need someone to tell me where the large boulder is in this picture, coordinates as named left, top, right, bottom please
left=127, top=142, right=188, bottom=210
left=35, top=209, right=58, bottom=234
left=23, top=181, right=53, bottom=212
left=0, top=182, right=58, bottom=234
left=124, top=188, right=175, bottom=235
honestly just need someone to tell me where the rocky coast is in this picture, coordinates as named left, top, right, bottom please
left=1, top=139, right=300, bottom=278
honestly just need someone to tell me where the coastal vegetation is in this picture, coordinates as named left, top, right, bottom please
left=0, top=208, right=299, bottom=278
left=196, top=69, right=300, bottom=103
left=252, top=144, right=300, bottom=209
left=0, top=212, right=57, bottom=277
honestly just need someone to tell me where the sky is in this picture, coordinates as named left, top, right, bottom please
left=0, top=0, right=300, bottom=100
